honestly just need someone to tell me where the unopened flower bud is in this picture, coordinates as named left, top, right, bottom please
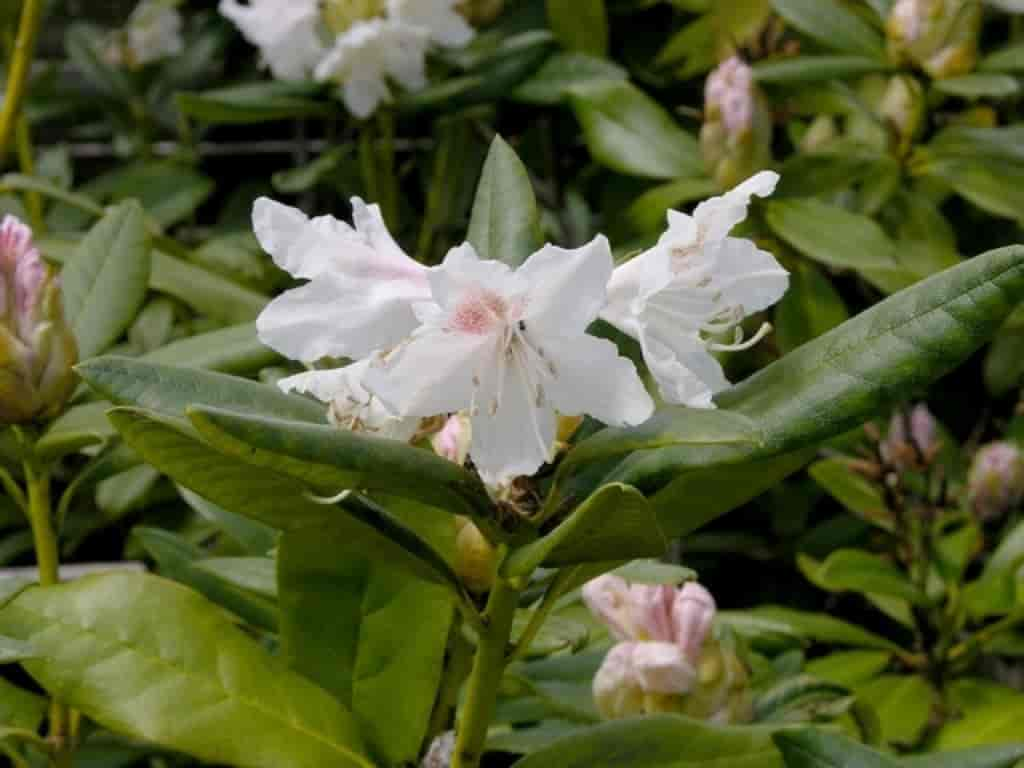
left=421, top=731, right=455, bottom=768
left=968, top=441, right=1024, bottom=521
left=0, top=216, right=77, bottom=423
left=432, top=413, right=471, bottom=465
left=106, top=0, right=184, bottom=70
left=583, top=574, right=634, bottom=641
left=678, top=640, right=754, bottom=725
left=700, top=57, right=773, bottom=190
left=456, top=0, right=504, bottom=25
left=454, top=517, right=495, bottom=593
left=887, top=0, right=981, bottom=78
left=800, top=116, right=838, bottom=153
left=323, top=0, right=386, bottom=34
left=673, top=582, right=716, bottom=664
left=879, top=75, right=925, bottom=156
left=593, top=642, right=647, bottom=719
left=628, top=584, right=676, bottom=642
left=881, top=403, right=939, bottom=470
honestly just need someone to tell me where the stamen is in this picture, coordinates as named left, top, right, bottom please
left=304, top=488, right=352, bottom=505
left=707, top=321, right=773, bottom=352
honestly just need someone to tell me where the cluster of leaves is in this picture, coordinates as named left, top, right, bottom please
left=3, top=0, right=1024, bottom=766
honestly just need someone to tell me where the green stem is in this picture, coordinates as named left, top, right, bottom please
left=24, top=463, right=72, bottom=767
left=14, top=116, right=43, bottom=231
left=0, top=0, right=44, bottom=168
left=425, top=614, right=474, bottom=747
left=452, top=577, right=521, bottom=768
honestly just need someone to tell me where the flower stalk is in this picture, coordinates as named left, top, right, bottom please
left=0, top=0, right=44, bottom=168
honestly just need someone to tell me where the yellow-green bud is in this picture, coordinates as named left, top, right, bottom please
left=887, top=0, right=981, bottom=78
left=676, top=639, right=754, bottom=724
left=454, top=517, right=495, bottom=593
left=0, top=216, right=77, bottom=424
left=457, top=0, right=505, bottom=25
left=323, top=0, right=386, bottom=35
left=700, top=57, right=773, bottom=191
left=878, top=75, right=925, bottom=156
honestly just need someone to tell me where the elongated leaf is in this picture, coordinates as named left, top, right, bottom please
left=186, top=405, right=494, bottom=527
left=774, top=729, right=897, bottom=768
left=179, top=487, right=277, bottom=556
left=0, top=573, right=372, bottom=768
left=513, top=52, right=626, bottom=105
left=719, top=606, right=902, bottom=652
left=151, top=248, right=268, bottom=322
left=775, top=262, right=850, bottom=354
left=61, top=201, right=151, bottom=359
left=279, top=503, right=454, bottom=766
left=76, top=356, right=325, bottom=424
left=804, top=651, right=891, bottom=687
left=195, top=557, right=277, bottom=598
left=507, top=483, right=666, bottom=574
left=36, top=401, right=116, bottom=460
left=854, top=675, right=934, bottom=747
left=799, top=551, right=924, bottom=605
left=771, top=0, right=885, bottom=58
left=904, top=744, right=1024, bottom=768
left=467, top=136, right=543, bottom=267
left=546, top=0, right=608, bottom=56
left=625, top=177, right=720, bottom=234
left=177, top=82, right=335, bottom=124
left=569, top=80, right=704, bottom=179
left=935, top=680, right=1024, bottom=749
left=514, top=714, right=783, bottom=767
left=142, top=322, right=278, bottom=374
left=754, top=56, right=886, bottom=83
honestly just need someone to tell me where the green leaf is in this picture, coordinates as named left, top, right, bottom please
left=512, top=52, right=626, bottom=105
left=65, top=24, right=135, bottom=102
left=546, top=0, right=608, bottom=56
left=719, top=606, right=902, bottom=652
left=774, top=728, right=897, bottom=768
left=36, top=401, right=116, bottom=460
left=985, top=327, right=1024, bottom=397
left=0, top=573, right=372, bottom=768
left=61, top=201, right=151, bottom=359
left=754, top=56, right=887, bottom=83
left=467, top=135, right=543, bottom=267
left=186, top=405, right=494, bottom=529
left=134, top=527, right=278, bottom=631
left=624, top=177, right=720, bottom=235
left=981, top=42, right=1024, bottom=73
left=151, top=247, right=268, bottom=322
left=922, top=159, right=1024, bottom=223
left=903, top=744, right=1024, bottom=768
left=0, top=676, right=46, bottom=733
left=854, top=675, right=935, bottom=747
left=798, top=550, right=924, bottom=605
left=808, top=458, right=889, bottom=528
left=771, top=0, right=885, bottom=58
left=177, top=82, right=335, bottom=124
left=194, top=557, right=277, bottom=598
left=79, top=162, right=214, bottom=229
left=0, top=635, right=37, bottom=663
left=775, top=262, right=850, bottom=354
left=804, top=650, right=891, bottom=687
left=935, top=680, right=1024, bottom=749
left=141, top=322, right=278, bottom=375
left=513, top=714, right=784, bottom=767
left=933, top=75, right=1020, bottom=100
left=179, top=487, right=277, bottom=556
left=506, top=483, right=666, bottom=575
left=569, top=80, right=704, bottom=179
left=76, top=356, right=325, bottom=424
left=278, top=506, right=454, bottom=766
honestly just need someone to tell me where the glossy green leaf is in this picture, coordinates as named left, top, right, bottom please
left=754, top=56, right=887, bottom=83
left=0, top=573, right=372, bottom=768
left=512, top=52, right=626, bottom=105
left=546, top=0, right=608, bottom=56
left=854, top=675, right=934, bottom=747
left=0, top=676, right=45, bottom=733
left=933, top=75, right=1020, bottom=100
left=774, top=728, right=897, bottom=768
left=61, top=201, right=151, bottom=359
left=935, top=680, right=1024, bottom=749
left=798, top=550, right=924, bottom=605
left=141, top=322, right=278, bottom=374
left=771, top=0, right=885, bottom=58
left=624, top=177, right=720, bottom=234
left=513, top=714, right=783, bottom=767
left=179, top=487, right=277, bottom=556
left=76, top=356, right=325, bottom=424
left=718, top=606, right=902, bottom=652
left=36, top=401, right=116, bottom=460
left=65, top=24, right=135, bottom=102
left=808, top=458, right=889, bottom=528
left=985, top=327, right=1024, bottom=396
left=981, top=42, right=1024, bottom=73
left=134, top=527, right=278, bottom=631
left=569, top=80, right=704, bottom=179
left=79, top=162, right=214, bottom=229
left=467, top=136, right=543, bottom=267
left=177, top=82, right=335, bottom=124
left=507, top=483, right=666, bottom=575
left=151, top=248, right=268, bottom=322
left=278, top=504, right=454, bottom=766
left=186, top=405, right=494, bottom=527
left=804, top=650, right=891, bottom=687
left=903, top=744, right=1024, bottom=768
left=194, top=557, right=277, bottom=598
left=775, top=262, right=850, bottom=354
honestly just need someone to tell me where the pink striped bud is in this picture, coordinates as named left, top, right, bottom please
left=673, top=582, right=717, bottom=665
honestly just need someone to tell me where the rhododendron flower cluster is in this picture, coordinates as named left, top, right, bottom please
left=253, top=175, right=787, bottom=485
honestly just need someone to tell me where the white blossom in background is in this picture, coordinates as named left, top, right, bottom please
left=219, top=0, right=327, bottom=80
left=601, top=171, right=788, bottom=408
left=986, top=0, right=1024, bottom=10
left=107, top=0, right=185, bottom=69
left=365, top=239, right=654, bottom=485
left=219, top=0, right=477, bottom=117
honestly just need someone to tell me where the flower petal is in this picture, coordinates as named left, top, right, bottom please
left=365, top=328, right=491, bottom=418
left=593, top=643, right=646, bottom=720
left=389, top=0, right=475, bottom=47
left=429, top=243, right=519, bottom=312
left=541, top=335, right=653, bottom=426
left=710, top=237, right=790, bottom=315
left=691, top=171, right=779, bottom=243
left=519, top=235, right=613, bottom=337
left=639, top=327, right=729, bottom=408
left=631, top=641, right=696, bottom=694
left=256, top=272, right=424, bottom=360
left=252, top=198, right=360, bottom=279
left=469, top=348, right=557, bottom=485
left=582, top=574, right=634, bottom=641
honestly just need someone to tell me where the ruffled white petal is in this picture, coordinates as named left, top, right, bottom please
left=691, top=170, right=779, bottom=243
left=709, top=237, right=789, bottom=315
left=519, top=236, right=613, bottom=337
left=389, top=0, right=475, bottom=47
left=542, top=335, right=653, bottom=426
left=640, top=327, right=729, bottom=408
left=429, top=243, right=522, bottom=312
left=631, top=641, right=696, bottom=694
left=219, top=0, right=324, bottom=79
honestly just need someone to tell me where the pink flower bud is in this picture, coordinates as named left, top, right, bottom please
left=705, top=57, right=755, bottom=137
left=631, top=641, right=696, bottom=695
left=432, top=413, right=471, bottom=465
left=627, top=584, right=676, bottom=642
left=968, top=441, right=1024, bottom=521
left=673, top=582, right=716, bottom=664
left=582, top=574, right=634, bottom=641
left=592, top=642, right=646, bottom=720
left=881, top=403, right=939, bottom=469
left=701, top=57, right=773, bottom=190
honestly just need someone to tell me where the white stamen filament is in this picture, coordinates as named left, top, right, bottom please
left=707, top=321, right=772, bottom=352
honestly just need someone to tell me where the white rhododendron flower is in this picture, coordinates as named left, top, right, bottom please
left=219, top=0, right=326, bottom=80
left=315, top=19, right=430, bottom=119
left=601, top=171, right=788, bottom=408
left=365, top=239, right=654, bottom=485
left=254, top=196, right=430, bottom=362
left=389, top=0, right=475, bottom=47
left=107, top=0, right=185, bottom=69
left=278, top=358, right=419, bottom=441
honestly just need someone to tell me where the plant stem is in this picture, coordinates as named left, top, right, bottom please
left=0, top=0, right=44, bottom=168
left=452, top=577, right=521, bottom=768
left=14, top=116, right=43, bottom=231
left=24, top=463, right=72, bottom=767
left=425, top=614, right=474, bottom=747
